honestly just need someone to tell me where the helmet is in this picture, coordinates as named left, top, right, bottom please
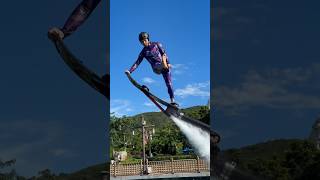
left=139, top=32, right=149, bottom=41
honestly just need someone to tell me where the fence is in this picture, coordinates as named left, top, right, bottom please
left=110, top=157, right=209, bottom=177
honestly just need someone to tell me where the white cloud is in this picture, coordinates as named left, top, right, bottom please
left=110, top=99, right=133, bottom=117
left=175, top=82, right=210, bottom=98
left=171, top=64, right=189, bottom=75
left=143, top=102, right=154, bottom=107
left=214, top=64, right=320, bottom=115
left=142, top=77, right=155, bottom=84
left=125, top=108, right=133, bottom=112
left=142, top=102, right=160, bottom=112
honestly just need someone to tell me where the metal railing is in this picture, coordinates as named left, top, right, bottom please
left=110, top=157, right=209, bottom=177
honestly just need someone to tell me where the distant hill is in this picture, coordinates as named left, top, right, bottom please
left=223, top=139, right=302, bottom=162
left=55, top=163, right=108, bottom=180
left=125, top=105, right=210, bottom=128
left=215, top=139, right=320, bottom=180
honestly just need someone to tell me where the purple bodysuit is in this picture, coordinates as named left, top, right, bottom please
left=129, top=42, right=174, bottom=100
left=61, top=0, right=101, bottom=38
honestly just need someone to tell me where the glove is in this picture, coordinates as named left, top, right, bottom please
left=125, top=70, right=130, bottom=75
left=48, top=27, right=65, bottom=41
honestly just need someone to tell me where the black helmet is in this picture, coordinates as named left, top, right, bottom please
left=139, top=32, right=149, bottom=41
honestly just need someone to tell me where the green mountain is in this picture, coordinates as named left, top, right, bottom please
left=219, top=139, right=320, bottom=180
left=55, top=163, right=108, bottom=180
left=111, top=105, right=210, bottom=129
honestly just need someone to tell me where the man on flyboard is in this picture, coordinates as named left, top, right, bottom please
left=126, top=32, right=178, bottom=106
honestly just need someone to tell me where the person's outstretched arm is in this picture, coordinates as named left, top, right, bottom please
left=129, top=51, right=144, bottom=73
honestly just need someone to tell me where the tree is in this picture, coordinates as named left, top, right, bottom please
left=0, top=159, right=17, bottom=179
left=37, top=169, right=56, bottom=180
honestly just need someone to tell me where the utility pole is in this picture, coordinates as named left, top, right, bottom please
left=131, top=116, right=155, bottom=175
left=138, top=116, right=155, bottom=174
left=142, top=118, right=146, bottom=174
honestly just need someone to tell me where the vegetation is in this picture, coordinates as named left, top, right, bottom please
left=0, top=159, right=19, bottom=179
left=222, top=139, right=320, bottom=180
left=110, top=105, right=210, bottom=159
left=6, top=164, right=108, bottom=180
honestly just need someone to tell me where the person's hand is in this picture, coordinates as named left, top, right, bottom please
left=125, top=70, right=130, bottom=75
left=48, top=27, right=65, bottom=41
left=162, top=54, right=170, bottom=70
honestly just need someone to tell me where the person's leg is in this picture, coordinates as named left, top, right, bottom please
left=162, top=55, right=169, bottom=70
left=162, top=70, right=175, bottom=103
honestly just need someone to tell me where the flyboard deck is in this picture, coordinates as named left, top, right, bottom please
left=52, top=38, right=109, bottom=99
left=125, top=72, right=211, bottom=133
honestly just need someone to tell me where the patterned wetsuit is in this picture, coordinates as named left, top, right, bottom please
left=129, top=42, right=174, bottom=100
left=61, top=0, right=101, bottom=37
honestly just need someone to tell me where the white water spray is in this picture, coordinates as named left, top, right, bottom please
left=170, top=115, right=210, bottom=162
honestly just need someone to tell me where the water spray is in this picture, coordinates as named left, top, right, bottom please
left=170, top=115, right=210, bottom=162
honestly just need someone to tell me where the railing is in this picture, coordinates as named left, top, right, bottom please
left=110, top=157, right=209, bottom=177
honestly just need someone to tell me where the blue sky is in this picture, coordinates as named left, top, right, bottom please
left=110, top=0, right=210, bottom=117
